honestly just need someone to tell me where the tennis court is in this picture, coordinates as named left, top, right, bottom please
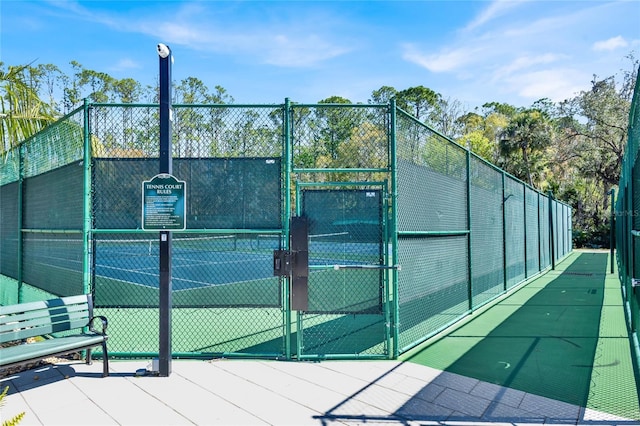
left=92, top=230, right=381, bottom=310
left=94, top=234, right=277, bottom=307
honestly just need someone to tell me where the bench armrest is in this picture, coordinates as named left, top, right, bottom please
left=88, top=315, right=108, bottom=336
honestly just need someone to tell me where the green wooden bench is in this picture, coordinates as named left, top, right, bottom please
left=0, top=294, right=109, bottom=377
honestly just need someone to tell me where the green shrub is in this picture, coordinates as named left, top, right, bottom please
left=1, top=386, right=25, bottom=426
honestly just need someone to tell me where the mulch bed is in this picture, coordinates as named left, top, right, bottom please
left=0, top=338, right=81, bottom=378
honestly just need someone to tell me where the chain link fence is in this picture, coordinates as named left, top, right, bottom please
left=394, top=107, right=572, bottom=352
left=1, top=99, right=573, bottom=360
left=615, top=65, right=640, bottom=377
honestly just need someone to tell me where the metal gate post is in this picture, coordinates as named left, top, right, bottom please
left=82, top=98, right=92, bottom=296
left=283, top=98, right=293, bottom=359
left=390, top=99, right=400, bottom=358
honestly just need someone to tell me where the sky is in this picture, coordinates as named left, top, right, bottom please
left=1, top=0, right=639, bottom=110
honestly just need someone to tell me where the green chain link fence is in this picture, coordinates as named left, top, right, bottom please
left=1, top=98, right=573, bottom=360
left=615, top=65, right=640, bottom=375
left=393, top=106, right=571, bottom=353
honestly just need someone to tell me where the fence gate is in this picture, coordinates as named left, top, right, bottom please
left=293, top=183, right=391, bottom=359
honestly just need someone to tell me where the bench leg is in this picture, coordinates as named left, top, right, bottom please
left=85, top=348, right=93, bottom=365
left=101, top=341, right=109, bottom=377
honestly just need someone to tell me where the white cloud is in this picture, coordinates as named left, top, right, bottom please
left=48, top=0, right=352, bottom=69
left=402, top=44, right=483, bottom=73
left=110, top=59, right=141, bottom=72
left=145, top=23, right=351, bottom=68
left=493, top=53, right=565, bottom=81
left=464, top=0, right=530, bottom=32
left=401, top=0, right=630, bottom=105
left=506, top=69, right=588, bottom=102
left=262, top=34, right=351, bottom=67
left=593, top=36, right=628, bottom=52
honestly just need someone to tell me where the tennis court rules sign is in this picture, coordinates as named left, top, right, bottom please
left=142, top=174, right=186, bottom=230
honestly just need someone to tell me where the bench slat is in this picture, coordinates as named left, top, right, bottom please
left=0, top=295, right=93, bottom=344
left=0, top=294, right=109, bottom=377
left=0, top=295, right=89, bottom=316
left=0, top=302, right=89, bottom=329
left=1, top=319, right=91, bottom=343
left=0, top=310, right=90, bottom=334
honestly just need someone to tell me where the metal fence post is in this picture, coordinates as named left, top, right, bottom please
left=82, top=98, right=92, bottom=296
left=502, top=172, right=507, bottom=290
left=17, top=143, right=24, bottom=302
left=537, top=192, right=542, bottom=273
left=548, top=191, right=556, bottom=270
left=466, top=146, right=473, bottom=310
left=390, top=99, right=400, bottom=358
left=610, top=188, right=615, bottom=274
left=523, top=182, right=528, bottom=279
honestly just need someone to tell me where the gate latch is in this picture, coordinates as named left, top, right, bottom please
left=273, top=216, right=309, bottom=311
left=273, top=249, right=309, bottom=277
left=273, top=250, right=292, bottom=276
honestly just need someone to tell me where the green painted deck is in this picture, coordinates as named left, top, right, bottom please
left=402, top=250, right=640, bottom=421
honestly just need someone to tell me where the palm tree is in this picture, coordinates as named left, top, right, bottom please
left=0, top=62, right=56, bottom=155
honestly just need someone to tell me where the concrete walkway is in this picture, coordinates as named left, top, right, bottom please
left=2, top=358, right=637, bottom=425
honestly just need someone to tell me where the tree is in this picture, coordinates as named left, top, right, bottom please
left=173, top=78, right=235, bottom=156
left=434, top=96, right=466, bottom=139
left=315, top=96, right=359, bottom=162
left=560, top=74, right=632, bottom=191
left=455, top=107, right=510, bottom=163
left=482, top=101, right=518, bottom=118
left=34, top=63, right=64, bottom=113
left=555, top=57, right=638, bottom=244
left=499, top=109, right=553, bottom=187
left=113, top=78, right=142, bottom=104
left=369, top=86, right=397, bottom=104
left=78, top=68, right=114, bottom=103
left=395, top=85, right=441, bottom=124
left=0, top=62, right=56, bottom=153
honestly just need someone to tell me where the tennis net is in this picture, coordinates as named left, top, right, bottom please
left=95, top=234, right=238, bottom=257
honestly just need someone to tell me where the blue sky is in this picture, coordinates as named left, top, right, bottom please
left=1, top=0, right=639, bottom=109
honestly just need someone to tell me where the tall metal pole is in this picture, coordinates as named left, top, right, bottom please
left=158, top=43, right=173, bottom=377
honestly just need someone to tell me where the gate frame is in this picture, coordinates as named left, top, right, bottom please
left=290, top=180, right=392, bottom=360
